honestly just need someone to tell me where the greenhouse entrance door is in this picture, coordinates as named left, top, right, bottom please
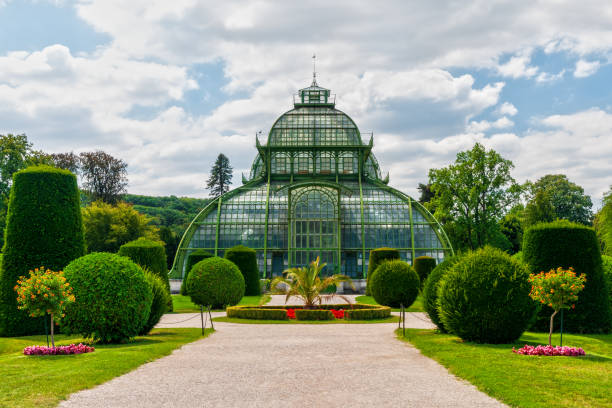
left=291, top=187, right=338, bottom=275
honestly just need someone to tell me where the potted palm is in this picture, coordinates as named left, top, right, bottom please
left=270, top=257, right=354, bottom=308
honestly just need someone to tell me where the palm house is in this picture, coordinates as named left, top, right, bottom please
left=172, top=77, right=453, bottom=281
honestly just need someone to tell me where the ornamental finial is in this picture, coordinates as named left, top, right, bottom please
left=312, top=54, right=317, bottom=86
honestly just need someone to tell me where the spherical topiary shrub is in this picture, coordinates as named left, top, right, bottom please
left=438, top=246, right=536, bottom=343
left=413, top=256, right=437, bottom=286
left=225, top=245, right=261, bottom=296
left=187, top=257, right=245, bottom=309
left=422, top=256, right=459, bottom=333
left=180, top=249, right=214, bottom=295
left=139, top=269, right=171, bottom=335
left=0, top=166, right=85, bottom=336
left=370, top=260, right=420, bottom=308
left=523, top=220, right=612, bottom=333
left=366, top=248, right=400, bottom=296
left=62, top=253, right=153, bottom=343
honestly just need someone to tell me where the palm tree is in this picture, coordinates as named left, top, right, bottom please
left=270, top=257, right=354, bottom=308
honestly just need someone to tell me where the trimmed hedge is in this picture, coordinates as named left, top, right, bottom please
left=226, top=304, right=390, bottom=320
left=370, top=260, right=420, bottom=308
left=180, top=249, right=214, bottom=295
left=422, top=256, right=459, bottom=332
left=187, top=257, right=245, bottom=308
left=603, top=255, right=612, bottom=313
left=118, top=237, right=171, bottom=311
left=366, top=248, right=400, bottom=295
left=62, top=253, right=153, bottom=343
left=438, top=246, right=536, bottom=343
left=224, top=245, right=261, bottom=296
left=226, top=306, right=288, bottom=320
left=344, top=306, right=391, bottom=320
left=140, top=270, right=171, bottom=335
left=523, top=220, right=612, bottom=333
left=0, top=166, right=85, bottom=336
left=295, top=309, right=334, bottom=320
left=118, top=238, right=168, bottom=285
left=413, top=256, right=437, bottom=286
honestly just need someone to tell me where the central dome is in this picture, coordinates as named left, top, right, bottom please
left=268, top=106, right=363, bottom=147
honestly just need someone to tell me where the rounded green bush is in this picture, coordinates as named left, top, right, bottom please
left=0, top=166, right=85, bottom=336
left=225, top=245, right=261, bottom=296
left=413, top=256, right=437, bottom=286
left=370, top=260, right=420, bottom=308
left=140, top=269, right=171, bottom=335
left=187, top=257, right=245, bottom=308
left=422, top=256, right=459, bottom=332
left=366, top=248, right=400, bottom=295
left=62, top=253, right=153, bottom=343
left=438, top=246, right=536, bottom=343
left=523, top=220, right=612, bottom=333
left=180, top=249, right=213, bottom=295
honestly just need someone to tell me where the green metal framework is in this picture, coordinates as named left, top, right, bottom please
left=171, top=79, right=453, bottom=279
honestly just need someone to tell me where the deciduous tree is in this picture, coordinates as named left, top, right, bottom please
left=79, top=151, right=127, bottom=204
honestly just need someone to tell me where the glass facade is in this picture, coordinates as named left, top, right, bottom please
left=172, top=80, right=453, bottom=279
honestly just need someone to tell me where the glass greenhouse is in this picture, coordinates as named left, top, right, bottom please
left=172, top=79, right=453, bottom=280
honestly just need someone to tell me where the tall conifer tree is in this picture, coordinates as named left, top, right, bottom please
left=206, top=153, right=233, bottom=197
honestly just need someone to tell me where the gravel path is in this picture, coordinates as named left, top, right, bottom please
left=59, top=321, right=505, bottom=407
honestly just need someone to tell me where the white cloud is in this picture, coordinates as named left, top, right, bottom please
left=574, top=59, right=601, bottom=78
left=536, top=69, right=565, bottom=83
left=496, top=53, right=538, bottom=79
left=496, top=102, right=518, bottom=117
left=467, top=117, right=514, bottom=133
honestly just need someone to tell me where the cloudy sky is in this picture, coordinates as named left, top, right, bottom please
left=1, top=1, right=612, bottom=205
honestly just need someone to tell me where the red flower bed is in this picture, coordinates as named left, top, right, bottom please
left=23, top=343, right=95, bottom=355
left=512, top=345, right=585, bottom=356
left=285, top=308, right=345, bottom=319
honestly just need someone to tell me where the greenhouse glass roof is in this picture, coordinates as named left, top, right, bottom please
left=172, top=79, right=453, bottom=279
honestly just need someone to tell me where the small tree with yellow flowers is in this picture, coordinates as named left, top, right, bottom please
left=528, top=267, right=586, bottom=346
left=15, top=268, right=75, bottom=347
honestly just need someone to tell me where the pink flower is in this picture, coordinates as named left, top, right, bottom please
left=512, top=345, right=585, bottom=356
left=23, top=343, right=95, bottom=355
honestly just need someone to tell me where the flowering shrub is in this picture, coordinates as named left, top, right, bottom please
left=529, top=267, right=586, bottom=345
left=14, top=268, right=75, bottom=347
left=286, top=309, right=296, bottom=319
left=512, top=345, right=585, bottom=356
left=23, top=343, right=94, bottom=356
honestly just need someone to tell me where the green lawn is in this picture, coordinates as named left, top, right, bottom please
left=0, top=328, right=210, bottom=408
left=214, top=315, right=399, bottom=324
left=398, top=329, right=612, bottom=408
left=355, top=294, right=424, bottom=312
left=171, top=294, right=271, bottom=313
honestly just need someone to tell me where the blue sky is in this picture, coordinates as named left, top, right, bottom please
left=1, top=0, right=612, bottom=206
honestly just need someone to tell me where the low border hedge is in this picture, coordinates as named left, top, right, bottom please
left=226, top=307, right=288, bottom=320
left=226, top=304, right=391, bottom=320
left=295, top=309, right=334, bottom=320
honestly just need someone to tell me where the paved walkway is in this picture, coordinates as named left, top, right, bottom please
left=60, top=318, right=505, bottom=407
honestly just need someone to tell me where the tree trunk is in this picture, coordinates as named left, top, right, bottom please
left=50, top=313, right=55, bottom=348
left=549, top=310, right=558, bottom=346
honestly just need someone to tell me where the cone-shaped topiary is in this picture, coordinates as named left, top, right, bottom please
left=225, top=245, right=261, bottom=296
left=422, top=256, right=459, bottom=333
left=366, top=248, right=400, bottom=295
left=187, top=257, right=244, bottom=308
left=370, top=260, right=420, bottom=308
left=438, top=246, right=536, bottom=343
left=0, top=166, right=85, bottom=336
left=413, top=256, right=437, bottom=286
left=523, top=220, right=612, bottom=333
left=180, top=249, right=214, bottom=295
left=139, top=269, right=171, bottom=335
left=62, top=252, right=152, bottom=343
